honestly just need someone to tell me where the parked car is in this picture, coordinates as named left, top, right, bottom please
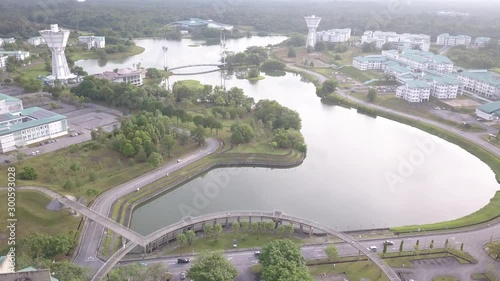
left=233, top=239, right=237, bottom=248
left=180, top=271, right=186, bottom=280
left=384, top=240, right=394, bottom=245
left=4, top=159, right=11, bottom=163
left=254, top=251, right=261, bottom=257
left=177, top=258, right=190, bottom=264
left=369, top=246, right=377, bottom=252
left=177, top=159, right=183, bottom=163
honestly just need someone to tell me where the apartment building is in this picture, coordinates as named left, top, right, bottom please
left=352, top=55, right=387, bottom=70
left=0, top=51, right=30, bottom=61
left=95, top=68, right=147, bottom=86
left=436, top=33, right=472, bottom=46
left=473, top=37, right=492, bottom=48
left=0, top=56, right=7, bottom=70
left=457, top=70, right=500, bottom=99
left=316, top=28, right=351, bottom=43
left=78, top=36, right=106, bottom=50
left=0, top=38, right=15, bottom=46
left=27, top=36, right=45, bottom=46
left=361, top=31, right=431, bottom=51
left=475, top=101, right=500, bottom=120
left=396, top=80, right=431, bottom=102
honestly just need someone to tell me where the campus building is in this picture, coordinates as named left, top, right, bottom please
left=316, top=28, right=351, bottom=43
left=78, top=36, right=106, bottom=50
left=475, top=101, right=500, bottom=120
left=457, top=70, right=500, bottom=99
left=171, top=18, right=233, bottom=30
left=0, top=38, right=15, bottom=46
left=27, top=36, right=45, bottom=46
left=0, top=264, right=59, bottom=281
left=0, top=55, right=7, bottom=70
left=95, top=67, right=147, bottom=86
left=0, top=94, right=68, bottom=153
left=436, top=33, right=472, bottom=46
left=361, top=31, right=431, bottom=51
left=352, top=55, right=387, bottom=70
left=473, top=37, right=492, bottom=48
left=0, top=51, right=30, bottom=61
left=396, top=80, right=431, bottom=102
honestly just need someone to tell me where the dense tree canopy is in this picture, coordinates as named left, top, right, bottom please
left=254, top=99, right=301, bottom=130
left=188, top=251, right=238, bottom=281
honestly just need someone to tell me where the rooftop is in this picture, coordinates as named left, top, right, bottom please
left=0, top=107, right=67, bottom=136
left=406, top=79, right=431, bottom=88
left=354, top=55, right=387, bottom=62
left=0, top=93, right=21, bottom=102
left=459, top=70, right=500, bottom=86
left=478, top=101, right=500, bottom=114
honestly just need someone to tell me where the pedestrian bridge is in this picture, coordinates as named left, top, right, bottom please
left=92, top=210, right=401, bottom=281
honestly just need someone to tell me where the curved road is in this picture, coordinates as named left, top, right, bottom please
left=287, top=64, right=500, bottom=158
left=72, top=138, right=220, bottom=268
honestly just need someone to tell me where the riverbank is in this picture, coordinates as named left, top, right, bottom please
left=100, top=148, right=305, bottom=257
left=281, top=64, right=500, bottom=233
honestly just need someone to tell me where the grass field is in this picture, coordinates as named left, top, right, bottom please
left=0, top=190, right=80, bottom=249
left=309, top=260, right=389, bottom=281
left=21, top=63, right=50, bottom=79
left=433, top=277, right=459, bottom=281
left=163, top=233, right=301, bottom=255
left=339, top=66, right=384, bottom=82
left=70, top=45, right=145, bottom=61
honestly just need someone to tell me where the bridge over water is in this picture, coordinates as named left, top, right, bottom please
left=167, top=63, right=225, bottom=76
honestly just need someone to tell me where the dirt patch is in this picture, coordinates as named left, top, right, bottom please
left=441, top=98, right=480, bottom=108
left=315, top=273, right=348, bottom=281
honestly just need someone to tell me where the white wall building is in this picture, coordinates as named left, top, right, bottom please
left=361, top=31, right=431, bottom=51
left=78, top=36, right=106, bottom=50
left=316, top=28, right=351, bottom=43
left=396, top=80, right=431, bottom=102
left=95, top=68, right=147, bottom=86
left=352, top=55, right=387, bottom=70
left=457, top=70, right=500, bottom=98
left=27, top=36, right=45, bottom=46
left=0, top=94, right=68, bottom=153
left=0, top=51, right=30, bottom=61
left=475, top=101, right=500, bottom=120
left=0, top=55, right=8, bottom=70
left=0, top=38, right=15, bottom=46
left=436, top=33, right=472, bottom=46
left=429, top=75, right=462, bottom=99
left=473, top=37, right=491, bottom=48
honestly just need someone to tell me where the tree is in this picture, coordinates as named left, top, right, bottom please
left=430, top=240, right=434, bottom=251
left=316, top=79, right=338, bottom=97
left=383, top=242, right=388, bottom=255
left=86, top=188, right=99, bottom=197
left=122, top=143, right=136, bottom=157
left=107, top=264, right=148, bottom=281
left=382, top=42, right=393, bottom=50
left=177, top=233, right=188, bottom=246
left=203, top=224, right=214, bottom=237
left=314, top=41, right=326, bottom=52
left=71, top=66, right=88, bottom=76
left=188, top=251, right=238, bottom=281
left=248, top=68, right=260, bottom=78
left=146, top=263, right=169, bottom=281
left=213, top=224, right=223, bottom=241
left=231, top=222, right=240, bottom=233
left=148, top=152, right=163, bottom=167
left=20, top=166, right=38, bottom=180
left=260, top=60, right=286, bottom=72
left=367, top=88, right=377, bottom=102
left=190, top=126, right=206, bottom=146
left=460, top=242, right=464, bottom=251
left=286, top=33, right=306, bottom=47
left=260, top=239, right=314, bottom=281
left=160, top=135, right=175, bottom=156
left=50, top=261, right=92, bottom=281
left=287, top=47, right=296, bottom=57
left=489, top=241, right=500, bottom=260
left=444, top=239, right=449, bottom=249
left=135, top=147, right=147, bottom=162
left=186, top=230, right=196, bottom=245
left=325, top=245, right=338, bottom=261
left=399, top=240, right=404, bottom=254
left=230, top=123, right=255, bottom=144
left=361, top=42, right=377, bottom=53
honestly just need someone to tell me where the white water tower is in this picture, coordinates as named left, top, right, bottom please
left=39, top=24, right=76, bottom=81
left=304, top=15, right=322, bottom=48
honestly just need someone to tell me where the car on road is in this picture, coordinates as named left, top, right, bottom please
left=177, top=159, right=183, bottom=163
left=383, top=240, right=394, bottom=245
left=177, top=258, right=190, bottom=264
left=233, top=239, right=237, bottom=248
left=180, top=271, right=186, bottom=280
left=254, top=250, right=261, bottom=257
left=139, top=262, right=147, bottom=266
left=369, top=246, right=377, bottom=252
left=30, top=152, right=36, bottom=156
left=4, top=159, right=11, bottom=163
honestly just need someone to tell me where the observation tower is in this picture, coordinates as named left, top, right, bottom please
left=39, top=24, right=76, bottom=81
left=304, top=15, right=322, bottom=48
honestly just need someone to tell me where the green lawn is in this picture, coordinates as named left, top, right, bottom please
left=21, top=63, right=50, bottom=79
left=491, top=68, right=500, bottom=74
left=433, top=277, right=459, bottom=281
left=339, top=66, right=384, bottom=82
left=309, top=261, right=388, bottom=281
left=70, top=45, right=145, bottom=61
left=472, top=273, right=499, bottom=281
left=163, top=233, right=301, bottom=255
left=0, top=190, right=80, bottom=249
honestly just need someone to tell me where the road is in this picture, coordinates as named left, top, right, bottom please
left=287, top=64, right=500, bottom=158
left=73, top=138, right=220, bottom=269
left=120, top=220, right=500, bottom=281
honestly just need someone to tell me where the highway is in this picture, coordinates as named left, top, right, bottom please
left=73, top=138, right=220, bottom=268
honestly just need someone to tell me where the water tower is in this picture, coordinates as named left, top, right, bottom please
left=304, top=15, right=322, bottom=48
left=39, top=24, right=76, bottom=81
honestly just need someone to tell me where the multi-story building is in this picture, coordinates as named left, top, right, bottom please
left=95, top=68, right=147, bottom=86
left=352, top=55, right=387, bottom=70
left=361, top=31, right=431, bottom=51
left=0, top=51, right=30, bottom=61
left=396, top=80, right=431, bottom=102
left=0, top=55, right=8, bottom=70
left=382, top=49, right=454, bottom=74
left=27, top=36, right=45, bottom=46
left=78, top=36, right=106, bottom=50
left=0, top=94, right=68, bottom=153
left=316, top=28, right=351, bottom=43
left=0, top=38, right=15, bottom=46
left=475, top=101, right=500, bottom=120
left=473, top=37, right=492, bottom=48
left=428, top=74, right=463, bottom=99
left=436, top=33, right=472, bottom=46
left=457, top=70, right=500, bottom=99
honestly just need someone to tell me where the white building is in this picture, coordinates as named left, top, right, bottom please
left=39, top=24, right=76, bottom=81
left=0, top=94, right=67, bottom=153
left=473, top=37, right=491, bottom=48
left=352, top=55, right=387, bottom=70
left=428, top=73, right=463, bottom=99
left=361, top=31, right=431, bottom=51
left=316, top=28, right=351, bottom=43
left=475, top=101, right=500, bottom=120
left=0, top=51, right=30, bottom=61
left=78, top=36, right=106, bottom=50
left=95, top=68, right=147, bottom=86
left=27, top=36, right=45, bottom=46
left=382, top=49, right=454, bottom=74
left=396, top=80, right=431, bottom=102
left=207, top=20, right=234, bottom=31
left=436, top=33, right=472, bottom=46
left=0, top=38, right=15, bottom=46
left=457, top=70, right=500, bottom=99
left=0, top=55, right=7, bottom=70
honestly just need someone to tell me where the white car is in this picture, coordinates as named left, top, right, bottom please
left=177, top=159, right=183, bottom=163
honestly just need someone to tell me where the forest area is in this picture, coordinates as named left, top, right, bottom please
left=1, top=0, right=500, bottom=40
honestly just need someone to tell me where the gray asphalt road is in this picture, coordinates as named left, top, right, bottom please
left=73, top=138, right=220, bottom=269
